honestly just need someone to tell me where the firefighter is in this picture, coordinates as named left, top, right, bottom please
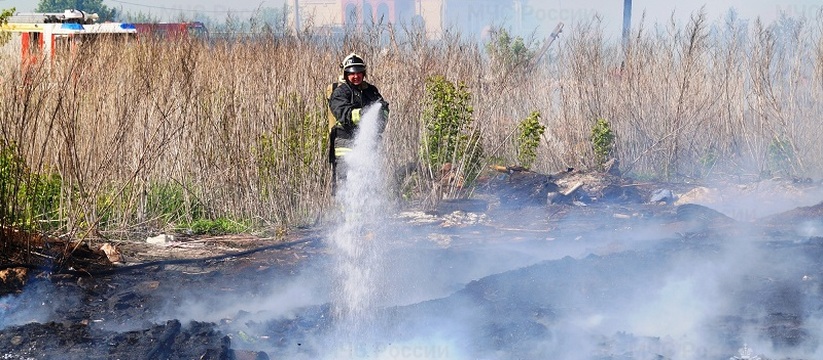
left=328, top=53, right=389, bottom=194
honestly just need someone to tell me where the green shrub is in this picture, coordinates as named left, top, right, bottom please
left=484, top=27, right=535, bottom=72
left=0, top=146, right=25, bottom=213
left=0, top=146, right=26, bottom=228
left=767, top=137, right=795, bottom=176
left=698, top=148, right=719, bottom=177
left=0, top=145, right=63, bottom=231
left=590, top=117, right=615, bottom=169
left=24, top=171, right=63, bottom=230
left=516, top=111, right=545, bottom=169
left=145, top=181, right=204, bottom=225
left=421, top=75, right=484, bottom=184
left=256, top=132, right=278, bottom=196
left=256, top=92, right=326, bottom=198
left=187, top=217, right=249, bottom=235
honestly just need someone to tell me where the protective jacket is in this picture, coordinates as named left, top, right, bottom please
left=328, top=80, right=387, bottom=162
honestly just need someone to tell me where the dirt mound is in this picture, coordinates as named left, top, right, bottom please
left=675, top=203, right=737, bottom=226
left=763, top=200, right=823, bottom=223
left=478, top=166, right=559, bottom=207
left=477, top=167, right=663, bottom=207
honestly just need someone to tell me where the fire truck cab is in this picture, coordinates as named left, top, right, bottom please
left=1, top=9, right=137, bottom=66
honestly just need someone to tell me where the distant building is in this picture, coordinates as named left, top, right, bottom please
left=287, top=0, right=518, bottom=39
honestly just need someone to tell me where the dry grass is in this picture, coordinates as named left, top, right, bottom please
left=2, top=11, right=823, bottom=238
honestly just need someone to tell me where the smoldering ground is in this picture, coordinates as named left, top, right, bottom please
left=145, top=201, right=818, bottom=360
left=1, top=105, right=822, bottom=360
left=142, top=105, right=823, bottom=359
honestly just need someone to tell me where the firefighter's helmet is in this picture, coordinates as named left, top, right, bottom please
left=341, top=53, right=366, bottom=74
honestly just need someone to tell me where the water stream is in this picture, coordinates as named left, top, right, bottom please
left=328, top=102, right=392, bottom=355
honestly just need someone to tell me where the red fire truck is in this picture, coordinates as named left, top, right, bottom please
left=1, top=9, right=137, bottom=66
left=132, top=22, right=208, bottom=40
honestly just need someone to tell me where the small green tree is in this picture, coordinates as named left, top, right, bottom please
left=1, top=8, right=15, bottom=45
left=36, top=0, right=117, bottom=21
left=421, top=75, right=484, bottom=186
left=590, top=118, right=615, bottom=169
left=516, top=111, right=545, bottom=169
left=484, top=27, right=536, bottom=74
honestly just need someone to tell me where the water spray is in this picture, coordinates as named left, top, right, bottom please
left=328, top=102, right=392, bottom=354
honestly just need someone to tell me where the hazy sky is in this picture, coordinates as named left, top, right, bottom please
left=3, top=0, right=821, bottom=37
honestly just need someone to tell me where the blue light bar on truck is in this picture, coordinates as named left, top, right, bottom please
left=61, top=23, right=85, bottom=31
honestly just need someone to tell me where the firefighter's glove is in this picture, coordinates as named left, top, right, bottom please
left=351, top=108, right=362, bottom=126
left=378, top=100, right=389, bottom=127
left=378, top=110, right=389, bottom=134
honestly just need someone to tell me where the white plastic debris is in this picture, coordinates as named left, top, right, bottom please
left=146, top=234, right=174, bottom=245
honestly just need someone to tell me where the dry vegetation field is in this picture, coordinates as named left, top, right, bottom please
left=1, top=12, right=822, bottom=240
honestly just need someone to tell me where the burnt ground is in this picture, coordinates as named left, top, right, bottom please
left=0, top=233, right=322, bottom=360
left=1, top=170, right=823, bottom=360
